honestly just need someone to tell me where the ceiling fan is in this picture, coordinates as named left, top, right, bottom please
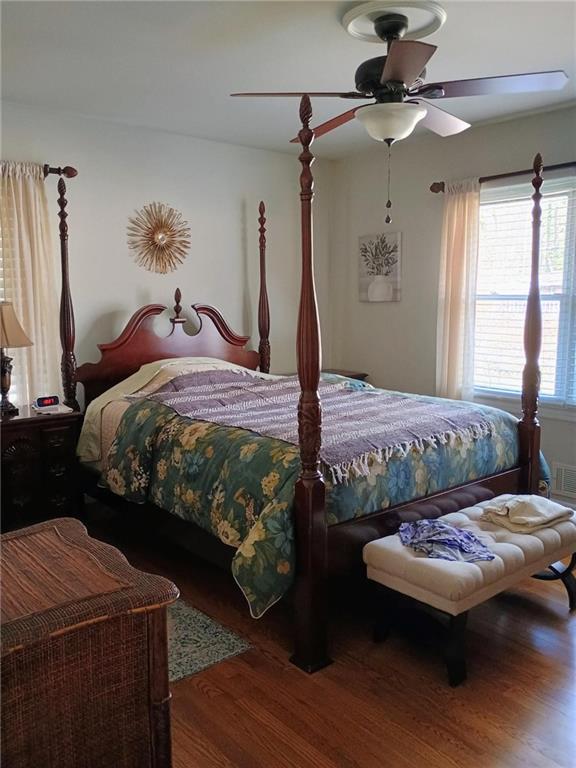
left=231, top=6, right=568, bottom=145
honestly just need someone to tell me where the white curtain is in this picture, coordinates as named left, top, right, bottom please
left=1, top=161, right=60, bottom=404
left=436, top=178, right=480, bottom=400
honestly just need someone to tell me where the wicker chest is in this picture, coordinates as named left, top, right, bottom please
left=1, top=518, right=179, bottom=768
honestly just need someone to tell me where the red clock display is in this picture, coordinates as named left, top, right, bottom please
left=35, top=395, right=60, bottom=408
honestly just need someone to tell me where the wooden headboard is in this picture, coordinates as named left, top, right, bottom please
left=76, top=289, right=262, bottom=406
left=43, top=176, right=271, bottom=410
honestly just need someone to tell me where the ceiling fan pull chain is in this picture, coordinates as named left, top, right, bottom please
left=385, top=139, right=393, bottom=224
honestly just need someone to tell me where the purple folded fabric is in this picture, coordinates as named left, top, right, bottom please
left=399, top=519, right=495, bottom=562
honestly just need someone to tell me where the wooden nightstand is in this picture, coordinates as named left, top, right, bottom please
left=322, top=368, right=369, bottom=381
left=1, top=406, right=84, bottom=531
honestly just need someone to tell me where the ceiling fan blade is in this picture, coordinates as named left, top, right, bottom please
left=410, top=70, right=568, bottom=99
left=231, top=91, right=367, bottom=99
left=380, top=40, right=437, bottom=87
left=407, top=99, right=470, bottom=137
left=289, top=108, right=359, bottom=143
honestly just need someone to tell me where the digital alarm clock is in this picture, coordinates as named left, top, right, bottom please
left=35, top=395, right=60, bottom=408
left=32, top=395, right=73, bottom=414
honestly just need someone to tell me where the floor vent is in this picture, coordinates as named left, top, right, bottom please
left=552, top=462, right=576, bottom=500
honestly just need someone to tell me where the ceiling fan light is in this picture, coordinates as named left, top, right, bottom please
left=355, top=102, right=427, bottom=141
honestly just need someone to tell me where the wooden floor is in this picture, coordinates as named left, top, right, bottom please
left=93, top=516, right=575, bottom=768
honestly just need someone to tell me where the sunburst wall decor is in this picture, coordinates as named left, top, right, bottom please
left=127, top=202, right=191, bottom=274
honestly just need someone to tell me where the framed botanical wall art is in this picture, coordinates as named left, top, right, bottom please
left=359, top=231, right=401, bottom=302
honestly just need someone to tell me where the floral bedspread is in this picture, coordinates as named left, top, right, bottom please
left=100, top=380, right=533, bottom=618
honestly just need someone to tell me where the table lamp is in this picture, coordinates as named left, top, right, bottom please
left=0, top=302, right=33, bottom=417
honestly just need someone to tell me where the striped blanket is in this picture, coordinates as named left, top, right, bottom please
left=146, top=370, right=494, bottom=483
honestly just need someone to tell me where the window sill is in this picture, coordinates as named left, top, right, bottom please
left=472, top=391, right=576, bottom=423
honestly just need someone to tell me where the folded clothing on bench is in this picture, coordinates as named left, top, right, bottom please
left=481, top=494, right=574, bottom=533
left=398, top=519, right=495, bottom=562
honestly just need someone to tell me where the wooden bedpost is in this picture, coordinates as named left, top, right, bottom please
left=290, top=95, right=331, bottom=673
left=518, top=153, right=543, bottom=493
left=257, top=201, right=271, bottom=373
left=44, top=164, right=80, bottom=411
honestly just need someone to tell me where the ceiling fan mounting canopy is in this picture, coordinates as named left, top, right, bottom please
left=373, top=12, right=410, bottom=41
left=342, top=1, right=447, bottom=43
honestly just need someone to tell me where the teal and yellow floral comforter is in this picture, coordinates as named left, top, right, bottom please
left=101, top=378, right=531, bottom=618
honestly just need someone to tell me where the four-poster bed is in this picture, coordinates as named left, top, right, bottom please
left=48, top=97, right=544, bottom=672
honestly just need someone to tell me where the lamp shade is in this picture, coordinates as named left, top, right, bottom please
left=355, top=102, right=427, bottom=142
left=0, top=302, right=33, bottom=348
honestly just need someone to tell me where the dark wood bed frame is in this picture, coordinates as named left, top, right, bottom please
left=48, top=99, right=544, bottom=672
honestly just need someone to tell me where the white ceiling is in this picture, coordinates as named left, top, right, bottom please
left=2, top=1, right=575, bottom=158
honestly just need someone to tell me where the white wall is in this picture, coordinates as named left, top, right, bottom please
left=2, top=101, right=574, bottom=479
left=1, top=101, right=336, bottom=380
left=329, top=105, right=576, bottom=474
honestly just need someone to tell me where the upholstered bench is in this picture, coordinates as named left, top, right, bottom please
left=363, top=498, right=576, bottom=686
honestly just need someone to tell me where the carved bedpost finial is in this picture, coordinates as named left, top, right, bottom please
left=533, top=152, right=543, bottom=178
left=298, top=95, right=315, bottom=213
left=174, top=288, right=182, bottom=318
left=258, top=202, right=266, bottom=250
left=299, top=94, right=313, bottom=129
left=298, top=95, right=315, bottom=179
left=57, top=178, right=68, bottom=238
left=171, top=288, right=185, bottom=326
left=257, top=202, right=271, bottom=373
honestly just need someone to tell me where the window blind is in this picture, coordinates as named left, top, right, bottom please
left=475, top=167, right=576, bottom=407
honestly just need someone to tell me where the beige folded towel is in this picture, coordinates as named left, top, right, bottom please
left=481, top=494, right=574, bottom=533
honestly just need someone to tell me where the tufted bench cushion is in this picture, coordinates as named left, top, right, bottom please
left=363, top=497, right=576, bottom=616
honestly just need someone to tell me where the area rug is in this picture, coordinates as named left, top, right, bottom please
left=168, top=599, right=251, bottom=681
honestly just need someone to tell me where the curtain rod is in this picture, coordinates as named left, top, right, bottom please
left=429, top=160, right=576, bottom=193
left=43, top=164, right=78, bottom=179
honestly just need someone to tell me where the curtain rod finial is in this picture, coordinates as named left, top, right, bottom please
left=43, top=165, right=78, bottom=179
left=430, top=181, right=445, bottom=193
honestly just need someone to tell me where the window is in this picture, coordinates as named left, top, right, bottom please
left=473, top=168, right=576, bottom=407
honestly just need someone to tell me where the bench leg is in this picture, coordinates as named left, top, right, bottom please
left=531, top=553, right=576, bottom=611
left=445, top=612, right=468, bottom=687
left=563, top=566, right=576, bottom=611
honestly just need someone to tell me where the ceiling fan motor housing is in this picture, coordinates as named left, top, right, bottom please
left=355, top=56, right=425, bottom=100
